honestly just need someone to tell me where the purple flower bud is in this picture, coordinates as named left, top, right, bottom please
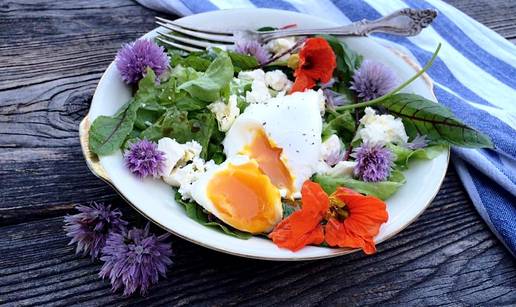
left=116, top=39, right=169, bottom=85
left=99, top=224, right=173, bottom=296
left=234, top=39, right=271, bottom=65
left=404, top=134, right=429, bottom=150
left=63, top=202, right=128, bottom=259
left=350, top=60, right=397, bottom=101
left=124, top=140, right=166, bottom=178
left=353, top=142, right=394, bottom=182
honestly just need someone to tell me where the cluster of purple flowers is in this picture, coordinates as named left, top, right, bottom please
left=64, top=202, right=173, bottom=296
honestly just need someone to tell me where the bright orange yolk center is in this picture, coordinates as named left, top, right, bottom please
left=206, top=162, right=281, bottom=234
left=242, top=129, right=296, bottom=197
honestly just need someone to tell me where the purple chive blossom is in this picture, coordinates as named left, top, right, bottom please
left=350, top=60, right=397, bottom=101
left=353, top=142, right=394, bottom=182
left=116, top=39, right=169, bottom=85
left=124, top=140, right=166, bottom=178
left=404, top=134, right=429, bottom=150
left=323, top=89, right=351, bottom=109
left=234, top=39, right=270, bottom=65
left=63, top=202, right=128, bottom=260
left=99, top=224, right=173, bottom=296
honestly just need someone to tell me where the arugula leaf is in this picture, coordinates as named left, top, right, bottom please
left=321, top=35, right=363, bottom=83
left=322, top=110, right=355, bottom=142
left=228, top=51, right=260, bottom=72
left=140, top=108, right=216, bottom=159
left=178, top=49, right=234, bottom=102
left=175, top=191, right=252, bottom=239
left=379, top=93, right=493, bottom=148
left=388, top=144, right=447, bottom=169
left=313, top=169, right=406, bottom=200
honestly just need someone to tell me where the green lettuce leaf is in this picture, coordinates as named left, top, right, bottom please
left=175, top=191, right=252, bottom=239
left=313, top=169, right=406, bottom=200
left=379, top=93, right=493, bottom=148
left=388, top=144, right=447, bottom=169
left=178, top=49, right=234, bottom=102
left=322, top=110, right=355, bottom=142
left=89, top=69, right=160, bottom=156
left=228, top=51, right=260, bottom=72
left=321, top=35, right=363, bottom=83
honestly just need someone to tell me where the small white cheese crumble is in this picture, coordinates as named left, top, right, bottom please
left=245, top=79, right=272, bottom=104
left=320, top=134, right=342, bottom=164
left=208, top=94, right=240, bottom=132
left=266, top=37, right=297, bottom=60
left=158, top=138, right=202, bottom=177
left=237, top=69, right=265, bottom=82
left=158, top=138, right=186, bottom=177
left=357, top=107, right=409, bottom=145
left=264, top=70, right=292, bottom=92
left=166, top=158, right=216, bottom=200
left=326, top=161, right=357, bottom=177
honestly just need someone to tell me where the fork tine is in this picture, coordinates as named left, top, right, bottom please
left=156, top=37, right=204, bottom=53
left=157, top=31, right=231, bottom=50
left=156, top=21, right=235, bottom=43
left=156, top=16, right=233, bottom=36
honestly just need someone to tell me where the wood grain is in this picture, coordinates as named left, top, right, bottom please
left=0, top=0, right=515, bottom=305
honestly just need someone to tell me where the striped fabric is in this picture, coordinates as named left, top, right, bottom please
left=136, top=0, right=516, bottom=256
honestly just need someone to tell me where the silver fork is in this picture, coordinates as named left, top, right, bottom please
left=155, top=8, right=437, bottom=52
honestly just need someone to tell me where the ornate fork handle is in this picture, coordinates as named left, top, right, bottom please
left=259, top=8, right=438, bottom=42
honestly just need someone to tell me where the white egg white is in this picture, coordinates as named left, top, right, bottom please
left=223, top=90, right=323, bottom=197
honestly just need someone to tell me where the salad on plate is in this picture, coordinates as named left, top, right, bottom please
left=88, top=26, right=492, bottom=254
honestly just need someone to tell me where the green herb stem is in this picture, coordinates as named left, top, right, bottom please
left=335, top=43, right=442, bottom=112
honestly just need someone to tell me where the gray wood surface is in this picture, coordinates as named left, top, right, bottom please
left=1, top=0, right=515, bottom=305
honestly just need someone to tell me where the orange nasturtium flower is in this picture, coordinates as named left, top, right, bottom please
left=269, top=181, right=388, bottom=254
left=290, top=37, right=337, bottom=93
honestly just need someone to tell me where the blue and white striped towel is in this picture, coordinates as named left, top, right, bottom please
left=136, top=0, right=516, bottom=256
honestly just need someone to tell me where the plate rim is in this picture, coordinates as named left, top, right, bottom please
left=79, top=8, right=450, bottom=261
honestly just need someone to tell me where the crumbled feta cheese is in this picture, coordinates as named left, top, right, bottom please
left=357, top=107, right=408, bottom=145
left=326, top=161, right=357, bottom=177
left=238, top=69, right=265, bottom=82
left=245, top=79, right=272, bottom=104
left=158, top=138, right=202, bottom=177
left=165, top=158, right=216, bottom=200
left=266, top=37, right=297, bottom=57
left=321, top=134, right=342, bottom=165
left=315, top=160, right=332, bottom=175
left=158, top=138, right=186, bottom=176
left=183, top=140, right=202, bottom=161
left=208, top=95, right=240, bottom=132
left=264, top=70, right=292, bottom=92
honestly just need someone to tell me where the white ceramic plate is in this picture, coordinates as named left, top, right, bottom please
left=80, top=8, right=449, bottom=260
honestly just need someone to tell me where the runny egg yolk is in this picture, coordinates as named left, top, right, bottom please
left=241, top=129, right=296, bottom=198
left=206, top=161, right=282, bottom=234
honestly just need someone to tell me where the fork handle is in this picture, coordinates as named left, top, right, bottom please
left=261, top=8, right=437, bottom=42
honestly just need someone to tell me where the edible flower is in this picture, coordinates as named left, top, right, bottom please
left=290, top=38, right=336, bottom=93
left=124, top=139, right=166, bottom=178
left=353, top=142, right=394, bottom=182
left=100, top=223, right=173, bottom=296
left=63, top=202, right=128, bottom=259
left=349, top=60, right=397, bottom=101
left=116, top=39, right=169, bottom=85
left=234, top=39, right=271, bottom=65
left=269, top=181, right=388, bottom=254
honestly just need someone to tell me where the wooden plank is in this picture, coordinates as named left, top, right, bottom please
left=0, top=170, right=514, bottom=306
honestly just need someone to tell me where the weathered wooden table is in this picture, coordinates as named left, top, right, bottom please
left=1, top=0, right=515, bottom=305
